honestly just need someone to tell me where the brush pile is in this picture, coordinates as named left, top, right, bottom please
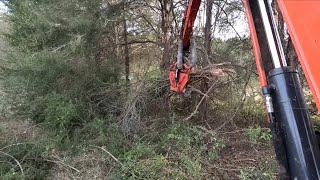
left=187, top=62, right=236, bottom=93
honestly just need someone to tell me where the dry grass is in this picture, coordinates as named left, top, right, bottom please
left=0, top=15, right=10, bottom=57
left=48, top=148, right=116, bottom=180
left=0, top=118, right=116, bottom=180
left=0, top=118, right=45, bottom=144
left=211, top=130, right=278, bottom=179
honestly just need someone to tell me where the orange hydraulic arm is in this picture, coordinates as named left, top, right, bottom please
left=169, top=0, right=201, bottom=93
left=180, top=0, right=201, bottom=51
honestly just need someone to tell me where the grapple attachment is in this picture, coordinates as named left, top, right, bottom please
left=169, top=63, right=191, bottom=93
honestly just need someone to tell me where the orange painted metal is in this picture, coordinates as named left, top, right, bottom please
left=169, top=64, right=191, bottom=93
left=181, top=0, right=201, bottom=51
left=243, top=0, right=267, bottom=87
left=169, top=0, right=200, bottom=93
left=278, top=0, right=320, bottom=112
left=243, top=0, right=271, bottom=122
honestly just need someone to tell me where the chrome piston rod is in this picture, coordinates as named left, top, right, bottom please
left=257, top=0, right=287, bottom=68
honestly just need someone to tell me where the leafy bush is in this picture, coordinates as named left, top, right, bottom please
left=120, top=144, right=168, bottom=180
left=161, top=123, right=225, bottom=159
left=0, top=144, right=51, bottom=180
left=246, top=127, right=272, bottom=144
left=31, top=94, right=81, bottom=135
left=117, top=123, right=225, bottom=179
left=0, top=0, right=123, bottom=145
left=239, top=160, right=276, bottom=180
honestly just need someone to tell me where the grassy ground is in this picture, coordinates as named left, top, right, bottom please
left=0, top=115, right=278, bottom=179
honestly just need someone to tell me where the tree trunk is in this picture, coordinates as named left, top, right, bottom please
left=204, top=0, right=213, bottom=64
left=285, top=37, right=299, bottom=69
left=273, top=1, right=285, bottom=47
left=159, top=0, right=173, bottom=71
left=123, top=0, right=130, bottom=83
left=200, top=0, right=214, bottom=122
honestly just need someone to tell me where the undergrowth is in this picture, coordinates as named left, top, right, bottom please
left=109, top=122, right=226, bottom=179
left=0, top=0, right=278, bottom=179
left=0, top=117, right=227, bottom=179
left=0, top=144, right=51, bottom=180
left=239, top=160, right=277, bottom=180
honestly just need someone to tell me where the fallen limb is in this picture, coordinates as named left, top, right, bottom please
left=0, top=150, right=24, bottom=176
left=89, top=145, right=124, bottom=167
left=0, top=142, right=37, bottom=151
left=184, top=81, right=218, bottom=121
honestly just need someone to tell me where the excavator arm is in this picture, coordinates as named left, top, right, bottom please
left=180, top=0, right=201, bottom=52
left=243, top=1, right=320, bottom=178
left=170, top=0, right=320, bottom=178
left=169, top=0, right=201, bottom=93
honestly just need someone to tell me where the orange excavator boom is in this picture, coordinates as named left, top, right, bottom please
left=180, top=0, right=201, bottom=51
left=277, top=1, right=320, bottom=111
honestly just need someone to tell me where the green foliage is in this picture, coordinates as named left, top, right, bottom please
left=179, top=154, right=202, bottom=179
left=241, top=105, right=265, bottom=120
left=111, top=123, right=226, bottom=179
left=3, top=0, right=103, bottom=53
left=161, top=124, right=225, bottom=157
left=246, top=127, right=272, bottom=144
left=239, top=160, right=276, bottom=180
left=0, top=0, right=123, bottom=144
left=31, top=94, right=81, bottom=135
left=121, top=144, right=168, bottom=180
left=0, top=144, right=51, bottom=180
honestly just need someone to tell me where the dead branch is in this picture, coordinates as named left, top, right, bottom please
left=184, top=81, right=219, bottom=121
left=89, top=145, right=124, bottom=167
left=190, top=63, right=235, bottom=78
left=0, top=150, right=24, bottom=176
left=0, top=142, right=37, bottom=151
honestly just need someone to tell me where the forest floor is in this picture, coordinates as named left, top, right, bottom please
left=212, top=126, right=277, bottom=179
left=0, top=115, right=278, bottom=179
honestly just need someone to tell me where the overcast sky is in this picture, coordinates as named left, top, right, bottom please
left=0, top=2, right=7, bottom=14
